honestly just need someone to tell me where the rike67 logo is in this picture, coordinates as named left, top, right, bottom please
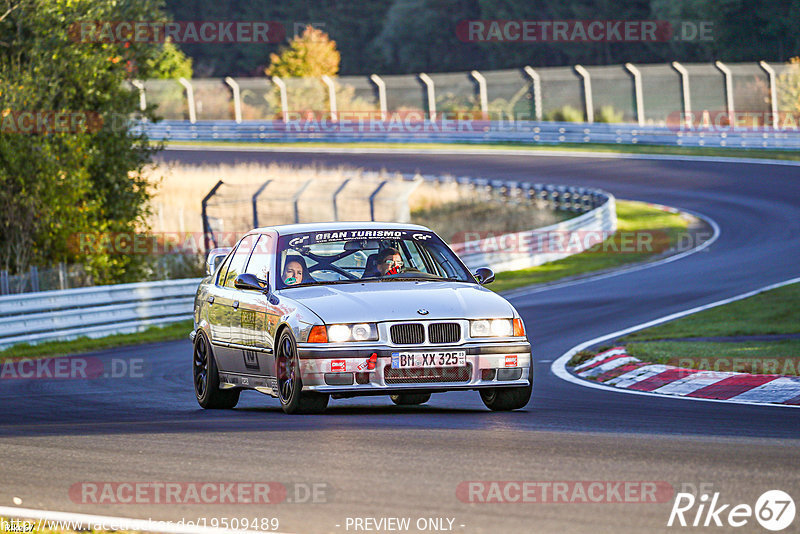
left=668, top=490, right=795, bottom=531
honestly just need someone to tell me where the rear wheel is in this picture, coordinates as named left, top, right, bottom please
left=276, top=330, right=329, bottom=414
left=479, top=361, right=533, bottom=411
left=390, top=393, right=431, bottom=405
left=193, top=332, right=240, bottom=409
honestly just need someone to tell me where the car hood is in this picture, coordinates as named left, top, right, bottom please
left=278, top=280, right=515, bottom=324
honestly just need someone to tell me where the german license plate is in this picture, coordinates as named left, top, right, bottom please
left=391, top=351, right=466, bottom=369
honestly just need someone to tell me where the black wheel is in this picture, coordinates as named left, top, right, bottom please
left=390, top=393, right=431, bottom=405
left=479, top=361, right=533, bottom=411
left=276, top=330, right=329, bottom=414
left=193, top=331, right=240, bottom=409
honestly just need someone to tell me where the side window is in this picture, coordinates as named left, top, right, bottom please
left=222, top=234, right=258, bottom=288
left=215, top=251, right=235, bottom=286
left=244, top=234, right=274, bottom=281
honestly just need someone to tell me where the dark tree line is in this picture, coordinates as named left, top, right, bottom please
left=164, top=0, right=800, bottom=77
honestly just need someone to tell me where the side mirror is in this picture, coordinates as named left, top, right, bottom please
left=234, top=273, right=269, bottom=293
left=206, top=248, right=231, bottom=276
left=474, top=267, right=495, bottom=285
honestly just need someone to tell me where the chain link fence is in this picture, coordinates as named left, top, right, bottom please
left=137, top=61, right=798, bottom=127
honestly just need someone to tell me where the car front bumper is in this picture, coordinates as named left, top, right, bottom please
left=296, top=341, right=532, bottom=394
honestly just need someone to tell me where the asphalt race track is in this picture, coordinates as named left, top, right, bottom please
left=2, top=148, right=799, bottom=534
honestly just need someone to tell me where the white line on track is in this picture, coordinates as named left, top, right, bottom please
left=550, top=276, right=800, bottom=409
left=0, top=506, right=293, bottom=534
left=164, top=143, right=800, bottom=167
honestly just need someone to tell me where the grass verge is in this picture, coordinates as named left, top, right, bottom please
left=0, top=320, right=193, bottom=361
left=570, top=282, right=800, bottom=375
left=165, top=140, right=800, bottom=162
left=490, top=200, right=693, bottom=293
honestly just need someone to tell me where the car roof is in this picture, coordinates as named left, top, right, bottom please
left=252, top=221, right=432, bottom=236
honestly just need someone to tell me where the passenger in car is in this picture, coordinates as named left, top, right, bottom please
left=283, top=256, right=308, bottom=285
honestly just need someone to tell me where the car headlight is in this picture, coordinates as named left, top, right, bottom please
left=470, top=318, right=514, bottom=338
left=326, top=323, right=378, bottom=342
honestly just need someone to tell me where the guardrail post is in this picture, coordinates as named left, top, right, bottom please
left=202, top=180, right=224, bottom=251
left=574, top=65, right=593, bottom=123
left=369, top=74, right=387, bottom=121
left=130, top=80, right=146, bottom=111
left=715, top=61, right=735, bottom=119
left=293, top=179, right=314, bottom=224
left=271, top=76, right=289, bottom=123
left=759, top=61, right=779, bottom=130
left=252, top=179, right=272, bottom=228
left=178, top=77, right=196, bottom=124
left=321, top=75, right=338, bottom=122
left=624, top=63, right=645, bottom=126
left=30, top=265, right=39, bottom=292
left=224, top=77, right=242, bottom=123
left=470, top=70, right=489, bottom=120
left=332, top=178, right=351, bottom=221
left=672, top=62, right=692, bottom=128
left=523, top=66, right=543, bottom=121
left=369, top=180, right=389, bottom=221
left=418, top=73, right=436, bottom=121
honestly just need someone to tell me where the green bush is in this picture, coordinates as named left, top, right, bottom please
left=544, top=105, right=584, bottom=122
left=594, top=105, right=624, bottom=123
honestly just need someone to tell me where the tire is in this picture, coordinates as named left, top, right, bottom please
left=479, top=361, right=533, bottom=411
left=390, top=393, right=431, bottom=405
left=276, top=330, right=329, bottom=414
left=193, top=331, right=240, bottom=409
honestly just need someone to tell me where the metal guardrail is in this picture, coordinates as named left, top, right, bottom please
left=0, top=278, right=201, bottom=350
left=0, top=175, right=614, bottom=351
left=140, top=120, right=800, bottom=149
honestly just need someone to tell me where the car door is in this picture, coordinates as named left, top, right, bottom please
left=215, top=233, right=259, bottom=372
left=228, top=233, right=277, bottom=375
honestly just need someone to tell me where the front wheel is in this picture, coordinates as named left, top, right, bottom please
left=193, top=331, right=240, bottom=409
left=276, top=330, right=329, bottom=414
left=479, top=362, right=533, bottom=411
left=390, top=393, right=431, bottom=405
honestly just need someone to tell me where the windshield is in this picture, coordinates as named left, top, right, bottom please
left=275, top=229, right=473, bottom=289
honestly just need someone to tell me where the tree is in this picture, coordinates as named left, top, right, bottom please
left=266, top=26, right=340, bottom=78
left=0, top=0, right=190, bottom=284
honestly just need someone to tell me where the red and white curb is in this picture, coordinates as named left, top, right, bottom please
left=573, top=347, right=800, bottom=405
left=552, top=276, right=800, bottom=409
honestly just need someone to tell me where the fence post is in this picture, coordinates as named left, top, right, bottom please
left=369, top=181, right=389, bottom=221
left=573, top=65, right=593, bottom=123
left=271, top=76, right=289, bottom=123
left=370, top=74, right=387, bottom=121
left=202, top=180, right=224, bottom=251
left=321, top=75, right=338, bottom=121
left=58, top=262, right=67, bottom=290
left=30, top=265, right=39, bottom=292
left=624, top=63, right=645, bottom=126
left=470, top=70, right=489, bottom=120
left=293, top=179, right=314, bottom=224
left=759, top=61, right=779, bottom=130
left=252, top=179, right=272, bottom=228
left=714, top=61, right=735, bottom=118
left=0, top=270, right=8, bottom=295
left=130, top=80, right=146, bottom=111
left=672, top=61, right=692, bottom=128
left=224, top=77, right=242, bottom=123
left=418, top=73, right=436, bottom=121
left=332, top=178, right=351, bottom=221
left=523, top=66, right=543, bottom=121
left=178, top=77, right=196, bottom=124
